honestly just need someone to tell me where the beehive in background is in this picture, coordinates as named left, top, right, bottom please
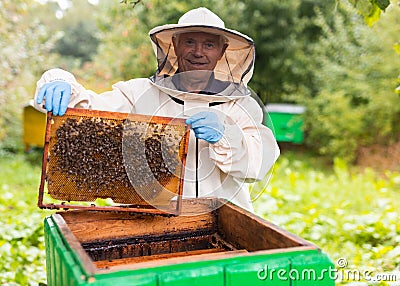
left=23, top=103, right=46, bottom=151
left=264, top=103, right=305, bottom=144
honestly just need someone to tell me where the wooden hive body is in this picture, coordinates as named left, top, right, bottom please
left=45, top=198, right=335, bottom=285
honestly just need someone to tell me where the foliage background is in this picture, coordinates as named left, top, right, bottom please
left=1, top=0, right=399, bottom=161
left=0, top=0, right=399, bottom=284
left=0, top=0, right=59, bottom=152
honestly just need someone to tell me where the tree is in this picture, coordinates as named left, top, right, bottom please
left=84, top=0, right=242, bottom=85
left=341, top=0, right=392, bottom=26
left=109, top=0, right=338, bottom=103
left=89, top=0, right=400, bottom=162
left=46, top=0, right=103, bottom=67
left=0, top=0, right=58, bottom=152
left=52, top=21, right=100, bottom=64
left=299, top=4, right=400, bottom=161
left=236, top=0, right=338, bottom=103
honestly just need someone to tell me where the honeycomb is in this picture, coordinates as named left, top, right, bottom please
left=44, top=109, right=189, bottom=208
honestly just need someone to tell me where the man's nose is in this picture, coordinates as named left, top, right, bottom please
left=192, top=43, right=204, bottom=57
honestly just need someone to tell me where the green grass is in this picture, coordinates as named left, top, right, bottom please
left=253, top=151, right=400, bottom=285
left=0, top=150, right=399, bottom=285
left=0, top=152, right=51, bottom=285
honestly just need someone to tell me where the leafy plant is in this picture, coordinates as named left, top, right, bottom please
left=52, top=21, right=100, bottom=65
left=253, top=153, right=400, bottom=284
left=341, top=0, right=391, bottom=26
left=0, top=0, right=58, bottom=153
left=0, top=153, right=51, bottom=285
left=296, top=4, right=400, bottom=162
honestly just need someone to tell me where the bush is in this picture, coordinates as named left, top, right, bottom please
left=296, top=5, right=400, bottom=162
left=0, top=0, right=58, bottom=152
left=303, top=91, right=365, bottom=162
left=253, top=154, right=400, bottom=280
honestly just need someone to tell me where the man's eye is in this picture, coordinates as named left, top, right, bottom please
left=185, top=40, right=195, bottom=46
left=204, top=43, right=215, bottom=49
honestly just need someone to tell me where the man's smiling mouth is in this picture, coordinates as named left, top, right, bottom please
left=187, top=60, right=207, bottom=65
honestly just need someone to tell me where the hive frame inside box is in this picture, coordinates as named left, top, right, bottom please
left=50, top=198, right=321, bottom=276
left=38, top=108, right=190, bottom=215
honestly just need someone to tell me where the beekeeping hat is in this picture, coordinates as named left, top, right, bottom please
left=149, top=7, right=255, bottom=86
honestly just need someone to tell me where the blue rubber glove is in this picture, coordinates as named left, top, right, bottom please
left=186, top=111, right=224, bottom=144
left=36, top=81, right=71, bottom=116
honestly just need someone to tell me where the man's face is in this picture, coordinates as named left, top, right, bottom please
left=173, top=32, right=228, bottom=72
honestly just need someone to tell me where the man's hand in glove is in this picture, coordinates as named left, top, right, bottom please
left=186, top=111, right=224, bottom=144
left=36, top=80, right=71, bottom=116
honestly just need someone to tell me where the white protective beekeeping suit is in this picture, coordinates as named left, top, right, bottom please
left=34, top=7, right=280, bottom=212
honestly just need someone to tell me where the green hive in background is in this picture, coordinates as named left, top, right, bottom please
left=264, top=104, right=306, bottom=144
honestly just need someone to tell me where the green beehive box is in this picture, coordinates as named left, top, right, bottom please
left=264, top=104, right=305, bottom=144
left=39, top=108, right=334, bottom=285
left=44, top=198, right=335, bottom=286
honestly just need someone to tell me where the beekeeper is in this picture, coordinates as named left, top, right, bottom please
left=34, top=7, right=280, bottom=212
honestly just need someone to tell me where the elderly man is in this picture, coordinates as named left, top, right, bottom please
left=34, top=7, right=280, bottom=212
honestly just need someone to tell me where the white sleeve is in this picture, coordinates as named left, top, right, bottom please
left=33, top=68, right=134, bottom=113
left=209, top=97, right=280, bottom=181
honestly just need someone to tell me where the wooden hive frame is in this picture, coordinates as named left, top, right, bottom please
left=38, top=108, right=190, bottom=215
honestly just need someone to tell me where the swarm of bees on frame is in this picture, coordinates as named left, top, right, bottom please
left=48, top=116, right=184, bottom=201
